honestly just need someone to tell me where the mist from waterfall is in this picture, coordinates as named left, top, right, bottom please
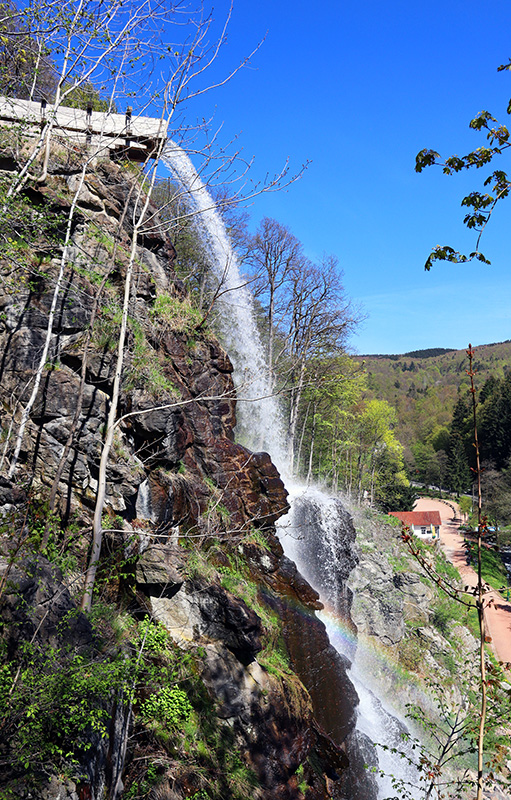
left=280, top=488, right=422, bottom=799
left=163, top=142, right=421, bottom=799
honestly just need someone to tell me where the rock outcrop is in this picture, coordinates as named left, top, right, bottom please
left=346, top=502, right=480, bottom=715
left=0, top=146, right=374, bottom=800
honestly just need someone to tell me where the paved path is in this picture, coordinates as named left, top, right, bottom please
left=413, top=497, right=511, bottom=665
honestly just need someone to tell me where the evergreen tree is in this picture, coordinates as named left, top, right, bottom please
left=446, top=397, right=471, bottom=494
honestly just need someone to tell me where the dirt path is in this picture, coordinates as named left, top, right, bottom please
left=413, top=497, right=511, bottom=665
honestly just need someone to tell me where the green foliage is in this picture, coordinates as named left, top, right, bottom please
left=20, top=501, right=79, bottom=574
left=216, top=558, right=292, bottom=675
left=458, top=495, right=472, bottom=518
left=0, top=0, right=57, bottom=100
left=62, top=81, right=114, bottom=112
left=137, top=618, right=171, bottom=655
left=258, top=641, right=292, bottom=676
left=378, top=482, right=417, bottom=512
left=184, top=548, right=217, bottom=582
left=461, top=603, right=481, bottom=641
left=126, top=318, right=176, bottom=397
left=133, top=658, right=260, bottom=800
left=387, top=551, right=413, bottom=573
left=0, top=179, right=67, bottom=279
left=93, top=303, right=176, bottom=397
left=151, top=178, right=213, bottom=308
left=93, top=299, right=123, bottom=350
left=417, top=70, right=511, bottom=269
left=140, top=686, right=193, bottom=727
left=358, top=343, right=511, bottom=486
left=124, top=760, right=161, bottom=799
left=399, top=676, right=478, bottom=798
left=3, top=641, right=135, bottom=778
left=295, top=762, right=308, bottom=795
left=497, top=526, right=511, bottom=547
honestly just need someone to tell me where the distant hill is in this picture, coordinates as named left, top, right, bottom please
left=361, top=347, right=456, bottom=360
left=355, top=341, right=511, bottom=453
left=402, top=347, right=456, bottom=359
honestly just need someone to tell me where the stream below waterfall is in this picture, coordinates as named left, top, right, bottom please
left=163, top=143, right=423, bottom=799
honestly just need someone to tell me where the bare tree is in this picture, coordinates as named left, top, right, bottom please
left=78, top=2, right=283, bottom=611
left=284, top=256, right=358, bottom=472
left=1, top=0, right=307, bottom=609
left=244, top=218, right=360, bottom=474
left=248, top=216, right=302, bottom=391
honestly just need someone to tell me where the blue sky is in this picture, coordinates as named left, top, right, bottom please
left=175, top=0, right=511, bottom=355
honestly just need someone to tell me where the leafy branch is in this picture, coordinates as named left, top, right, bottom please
left=416, top=68, right=511, bottom=268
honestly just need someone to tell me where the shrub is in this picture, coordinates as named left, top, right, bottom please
left=138, top=618, right=170, bottom=655
left=140, top=686, right=192, bottom=727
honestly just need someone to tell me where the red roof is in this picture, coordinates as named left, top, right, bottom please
left=388, top=511, right=442, bottom=527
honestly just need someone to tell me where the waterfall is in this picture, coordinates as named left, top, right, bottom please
left=280, top=488, right=422, bottom=799
left=163, top=142, right=421, bottom=799
left=163, top=143, right=286, bottom=468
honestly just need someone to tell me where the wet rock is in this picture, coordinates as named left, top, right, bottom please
left=289, top=495, right=358, bottom=623
left=196, top=582, right=263, bottom=664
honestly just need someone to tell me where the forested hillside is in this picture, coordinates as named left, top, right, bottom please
left=356, top=342, right=511, bottom=525
left=357, top=341, right=511, bottom=453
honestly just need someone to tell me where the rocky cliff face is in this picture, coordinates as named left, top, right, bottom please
left=346, top=504, right=480, bottom=713
left=0, top=146, right=375, bottom=800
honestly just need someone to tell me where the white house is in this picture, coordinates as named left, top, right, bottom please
left=388, top=510, right=442, bottom=540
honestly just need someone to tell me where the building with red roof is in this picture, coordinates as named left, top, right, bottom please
left=388, top=510, right=441, bottom=540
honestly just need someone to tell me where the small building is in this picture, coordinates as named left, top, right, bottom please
left=388, top=510, right=441, bottom=540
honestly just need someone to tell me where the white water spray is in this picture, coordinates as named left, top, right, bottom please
left=163, top=142, right=286, bottom=468
left=280, top=489, right=422, bottom=799
left=164, top=141, right=421, bottom=799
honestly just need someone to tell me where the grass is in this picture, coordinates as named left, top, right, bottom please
left=430, top=596, right=463, bottom=636
left=387, top=552, right=413, bottom=572
left=151, top=292, right=203, bottom=334
left=467, top=543, right=508, bottom=592
left=398, top=635, right=427, bottom=673
left=434, top=551, right=462, bottom=583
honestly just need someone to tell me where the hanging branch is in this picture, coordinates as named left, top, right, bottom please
left=466, top=342, right=488, bottom=800
left=400, top=343, right=490, bottom=800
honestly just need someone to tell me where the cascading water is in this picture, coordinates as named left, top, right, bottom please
left=280, top=489, right=421, bottom=799
left=164, top=142, right=421, bottom=799
left=163, top=142, right=286, bottom=466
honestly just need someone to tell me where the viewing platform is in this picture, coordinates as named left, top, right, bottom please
left=0, top=96, right=168, bottom=161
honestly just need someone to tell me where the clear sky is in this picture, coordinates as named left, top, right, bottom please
left=174, top=0, right=511, bottom=355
